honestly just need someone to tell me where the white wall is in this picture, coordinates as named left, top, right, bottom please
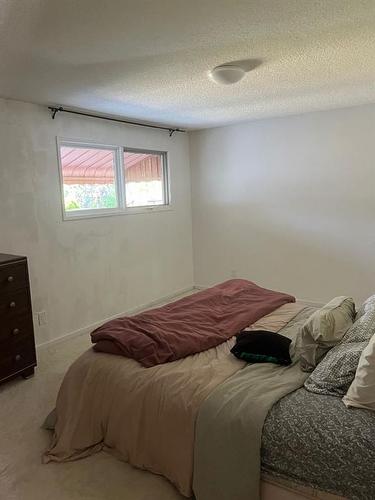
left=0, top=98, right=193, bottom=345
left=190, top=104, right=375, bottom=304
left=3, top=98, right=375, bottom=346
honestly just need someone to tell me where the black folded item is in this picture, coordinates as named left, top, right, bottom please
left=231, top=330, right=292, bottom=365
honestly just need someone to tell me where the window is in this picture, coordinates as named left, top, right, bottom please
left=124, top=149, right=168, bottom=208
left=58, top=140, right=170, bottom=219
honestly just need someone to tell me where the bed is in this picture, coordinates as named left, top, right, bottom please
left=262, top=388, right=375, bottom=499
left=43, top=280, right=375, bottom=500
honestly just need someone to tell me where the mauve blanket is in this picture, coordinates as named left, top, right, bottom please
left=91, top=279, right=295, bottom=367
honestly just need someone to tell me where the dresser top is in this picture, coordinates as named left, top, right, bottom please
left=0, top=253, right=27, bottom=265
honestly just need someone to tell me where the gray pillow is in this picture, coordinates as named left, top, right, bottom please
left=304, top=341, right=367, bottom=396
left=355, top=294, right=375, bottom=322
left=342, top=300, right=375, bottom=343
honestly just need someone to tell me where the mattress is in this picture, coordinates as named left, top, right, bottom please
left=262, top=387, right=375, bottom=500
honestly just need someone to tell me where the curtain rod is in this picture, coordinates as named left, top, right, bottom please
left=48, top=106, right=186, bottom=137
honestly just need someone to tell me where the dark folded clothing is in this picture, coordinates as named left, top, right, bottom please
left=231, top=330, right=292, bottom=365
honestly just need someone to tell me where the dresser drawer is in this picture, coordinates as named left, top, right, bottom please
left=0, top=313, right=34, bottom=343
left=12, top=338, right=36, bottom=369
left=0, top=339, right=36, bottom=380
left=0, top=288, right=31, bottom=319
left=0, top=262, right=28, bottom=293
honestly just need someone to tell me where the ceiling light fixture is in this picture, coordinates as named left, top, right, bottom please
left=209, top=64, right=246, bottom=85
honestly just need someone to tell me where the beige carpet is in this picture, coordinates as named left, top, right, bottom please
left=0, top=334, right=185, bottom=500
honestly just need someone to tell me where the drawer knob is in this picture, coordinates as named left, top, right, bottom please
left=7, top=276, right=14, bottom=283
left=12, top=328, right=20, bottom=335
left=15, top=354, right=22, bottom=362
left=9, top=301, right=16, bottom=308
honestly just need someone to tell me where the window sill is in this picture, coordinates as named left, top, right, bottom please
left=62, top=205, right=173, bottom=221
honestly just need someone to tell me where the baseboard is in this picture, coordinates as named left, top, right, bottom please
left=36, top=284, right=324, bottom=351
left=193, top=284, right=207, bottom=291
left=36, top=285, right=195, bottom=350
left=296, top=298, right=325, bottom=308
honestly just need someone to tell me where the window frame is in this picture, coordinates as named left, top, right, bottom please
left=57, top=138, right=171, bottom=221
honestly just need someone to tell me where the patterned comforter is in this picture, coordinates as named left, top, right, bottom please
left=262, top=387, right=375, bottom=500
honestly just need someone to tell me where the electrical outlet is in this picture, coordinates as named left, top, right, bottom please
left=37, top=311, right=48, bottom=326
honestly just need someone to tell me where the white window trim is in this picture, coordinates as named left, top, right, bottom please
left=56, top=138, right=172, bottom=221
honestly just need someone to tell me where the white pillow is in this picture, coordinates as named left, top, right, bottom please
left=343, top=333, right=375, bottom=411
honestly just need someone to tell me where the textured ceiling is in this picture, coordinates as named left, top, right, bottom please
left=1, top=0, right=375, bottom=129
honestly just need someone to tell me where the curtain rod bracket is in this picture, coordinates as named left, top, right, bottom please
left=47, top=105, right=185, bottom=136
left=49, top=106, right=63, bottom=119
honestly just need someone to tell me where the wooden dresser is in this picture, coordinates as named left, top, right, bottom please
left=0, top=253, right=37, bottom=383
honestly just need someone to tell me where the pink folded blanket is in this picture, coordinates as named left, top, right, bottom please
left=91, top=279, right=295, bottom=367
